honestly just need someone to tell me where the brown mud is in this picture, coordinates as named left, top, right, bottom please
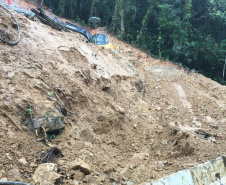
left=0, top=1, right=226, bottom=184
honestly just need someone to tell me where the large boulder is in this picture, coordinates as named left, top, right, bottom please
left=33, top=163, right=61, bottom=185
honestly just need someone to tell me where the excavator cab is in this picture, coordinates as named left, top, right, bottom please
left=91, top=33, right=109, bottom=45
left=91, top=33, right=120, bottom=52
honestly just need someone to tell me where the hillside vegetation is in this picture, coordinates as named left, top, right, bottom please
left=44, top=0, right=226, bottom=84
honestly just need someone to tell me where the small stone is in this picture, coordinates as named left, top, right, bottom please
left=18, top=157, right=27, bottom=166
left=70, top=159, right=91, bottom=175
left=157, top=161, right=165, bottom=166
left=161, top=140, right=168, bottom=145
left=71, top=180, right=79, bottom=185
left=0, top=170, right=6, bottom=176
left=73, top=170, right=84, bottom=181
left=126, top=181, right=133, bottom=185
left=117, top=105, right=125, bottom=114
left=122, top=177, right=128, bottom=181
left=94, top=171, right=100, bottom=176
left=192, top=121, right=202, bottom=127
left=210, top=124, right=218, bottom=129
left=6, top=153, right=13, bottom=160
left=101, top=178, right=105, bottom=182
left=151, top=172, right=156, bottom=179
left=0, top=133, right=5, bottom=139
left=156, top=150, right=162, bottom=157
left=109, top=174, right=118, bottom=182
left=133, top=124, right=137, bottom=128
left=30, top=162, right=38, bottom=168
left=8, top=169, right=19, bottom=176
left=83, top=177, right=89, bottom=183
left=40, top=182, right=53, bottom=185
left=155, top=106, right=161, bottom=111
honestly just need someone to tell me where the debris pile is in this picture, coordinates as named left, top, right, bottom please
left=0, top=1, right=226, bottom=184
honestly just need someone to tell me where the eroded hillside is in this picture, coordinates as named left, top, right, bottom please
left=0, top=3, right=226, bottom=185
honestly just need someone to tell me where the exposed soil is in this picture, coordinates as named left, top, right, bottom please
left=0, top=1, right=226, bottom=185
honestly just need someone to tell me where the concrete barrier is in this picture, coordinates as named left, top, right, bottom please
left=142, top=156, right=226, bottom=185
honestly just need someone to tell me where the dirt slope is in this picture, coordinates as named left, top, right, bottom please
left=0, top=3, right=226, bottom=185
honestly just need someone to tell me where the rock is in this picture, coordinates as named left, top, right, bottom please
left=0, top=133, right=5, bottom=139
left=70, top=180, right=80, bottom=185
left=6, top=153, right=13, bottom=160
left=40, top=182, right=53, bottom=185
left=155, top=106, right=161, bottom=111
left=210, top=124, right=218, bottom=129
left=33, top=117, right=45, bottom=129
left=30, top=162, right=38, bottom=168
left=33, top=116, right=65, bottom=132
left=101, top=178, right=105, bottom=182
left=82, top=177, right=89, bottom=183
left=157, top=161, right=165, bottom=166
left=109, top=174, right=119, bottom=182
left=0, top=177, right=7, bottom=181
left=70, top=159, right=91, bottom=175
left=18, top=157, right=27, bottom=166
left=127, top=181, right=133, bottom=185
left=161, top=140, right=168, bottom=145
left=94, top=171, right=100, bottom=176
left=150, top=172, right=156, bottom=179
left=192, top=121, right=202, bottom=127
left=21, top=125, right=29, bottom=132
left=0, top=170, right=6, bottom=177
left=8, top=168, right=19, bottom=176
left=73, top=170, right=84, bottom=181
left=122, top=177, right=128, bottom=181
left=117, top=105, right=125, bottom=114
left=33, top=163, right=61, bottom=185
left=156, top=150, right=162, bottom=157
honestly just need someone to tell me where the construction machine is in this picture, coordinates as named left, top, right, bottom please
left=32, top=8, right=120, bottom=52
left=60, top=19, right=120, bottom=52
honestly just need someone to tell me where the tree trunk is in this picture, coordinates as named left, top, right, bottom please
left=223, top=59, right=226, bottom=82
left=135, top=3, right=152, bottom=44
left=89, top=0, right=95, bottom=18
left=110, top=1, right=119, bottom=33
left=119, top=0, right=125, bottom=36
left=61, top=0, right=65, bottom=17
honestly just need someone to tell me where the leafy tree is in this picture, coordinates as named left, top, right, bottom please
left=42, top=0, right=226, bottom=84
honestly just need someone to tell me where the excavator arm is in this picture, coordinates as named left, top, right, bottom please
left=55, top=18, right=120, bottom=52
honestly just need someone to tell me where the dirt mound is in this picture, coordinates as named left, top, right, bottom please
left=0, top=5, right=20, bottom=43
left=0, top=2, right=226, bottom=185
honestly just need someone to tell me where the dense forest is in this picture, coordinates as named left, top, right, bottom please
left=42, top=0, right=226, bottom=84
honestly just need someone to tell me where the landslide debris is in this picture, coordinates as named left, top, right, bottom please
left=0, top=3, right=226, bottom=185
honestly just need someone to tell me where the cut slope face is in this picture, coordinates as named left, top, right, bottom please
left=0, top=4, right=226, bottom=185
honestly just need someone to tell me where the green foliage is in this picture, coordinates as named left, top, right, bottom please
left=42, top=0, right=226, bottom=84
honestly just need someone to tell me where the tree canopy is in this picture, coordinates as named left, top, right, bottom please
left=43, top=0, right=226, bottom=84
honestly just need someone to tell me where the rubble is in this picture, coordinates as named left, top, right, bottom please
left=0, top=0, right=225, bottom=184
left=32, top=163, right=61, bottom=185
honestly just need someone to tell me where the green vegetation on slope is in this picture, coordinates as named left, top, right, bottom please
left=43, top=0, right=226, bottom=84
